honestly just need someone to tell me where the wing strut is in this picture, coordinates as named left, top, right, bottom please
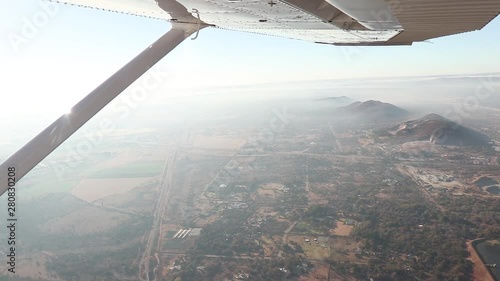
left=0, top=23, right=201, bottom=196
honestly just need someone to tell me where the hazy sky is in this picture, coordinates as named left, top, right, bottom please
left=1, top=0, right=500, bottom=118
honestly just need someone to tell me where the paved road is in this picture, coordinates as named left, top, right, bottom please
left=139, top=147, right=177, bottom=281
left=139, top=128, right=192, bottom=281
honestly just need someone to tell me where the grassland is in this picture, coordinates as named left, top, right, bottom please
left=19, top=171, right=79, bottom=199
left=71, top=177, right=153, bottom=202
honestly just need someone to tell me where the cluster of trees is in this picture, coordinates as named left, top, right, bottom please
left=280, top=179, right=309, bottom=206
left=283, top=241, right=304, bottom=255
left=178, top=156, right=498, bottom=281
left=437, top=194, right=500, bottom=239
left=303, top=205, right=337, bottom=230
left=328, top=179, right=476, bottom=281
left=194, top=208, right=262, bottom=256
left=168, top=255, right=311, bottom=281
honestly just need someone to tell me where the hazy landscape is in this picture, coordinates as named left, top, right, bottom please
left=0, top=74, right=499, bottom=281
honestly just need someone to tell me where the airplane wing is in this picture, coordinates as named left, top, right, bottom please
left=53, top=0, right=500, bottom=45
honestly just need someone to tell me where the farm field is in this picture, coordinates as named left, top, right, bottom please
left=71, top=177, right=153, bottom=202
left=85, top=160, right=165, bottom=178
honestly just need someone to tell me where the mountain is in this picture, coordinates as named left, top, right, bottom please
left=338, top=100, right=410, bottom=122
left=316, top=96, right=355, bottom=107
left=299, top=96, right=355, bottom=119
left=391, top=114, right=491, bottom=146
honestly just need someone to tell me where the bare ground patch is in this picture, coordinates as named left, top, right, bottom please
left=330, top=220, right=354, bottom=237
left=81, top=147, right=166, bottom=176
left=299, top=263, right=329, bottom=281
left=307, top=191, right=329, bottom=205
left=466, top=240, right=495, bottom=281
left=71, top=178, right=152, bottom=202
